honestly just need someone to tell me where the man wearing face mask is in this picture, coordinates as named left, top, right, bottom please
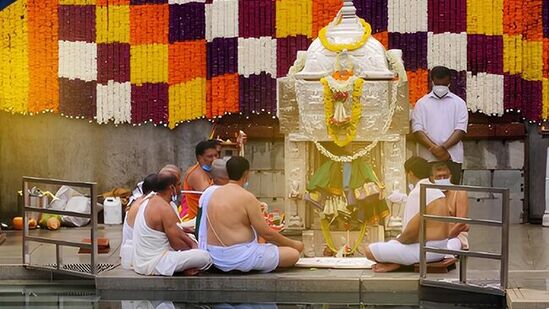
left=198, top=156, right=303, bottom=273
left=431, top=161, right=469, bottom=249
left=182, top=140, right=218, bottom=221
left=132, top=170, right=212, bottom=276
left=400, top=157, right=446, bottom=230
left=364, top=157, right=464, bottom=272
left=412, top=66, right=468, bottom=184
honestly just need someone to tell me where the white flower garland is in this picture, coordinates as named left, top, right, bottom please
left=97, top=81, right=131, bottom=125
left=388, top=0, right=428, bottom=33
left=427, top=32, right=467, bottom=71
left=309, top=80, right=400, bottom=162
left=206, top=0, right=238, bottom=42
left=169, top=0, right=205, bottom=4
left=58, top=41, right=97, bottom=82
left=466, top=72, right=504, bottom=116
left=237, top=37, right=277, bottom=77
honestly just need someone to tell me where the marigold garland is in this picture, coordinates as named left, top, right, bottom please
left=28, top=0, right=58, bottom=113
left=0, top=0, right=29, bottom=114
left=312, top=0, right=343, bottom=37
left=321, top=76, right=364, bottom=147
left=318, top=18, right=372, bottom=52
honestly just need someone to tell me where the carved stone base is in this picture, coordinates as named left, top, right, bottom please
left=286, top=215, right=305, bottom=230
left=302, top=226, right=385, bottom=258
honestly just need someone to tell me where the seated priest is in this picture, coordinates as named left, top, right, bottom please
left=364, top=156, right=464, bottom=272
left=195, top=158, right=230, bottom=239
left=198, top=156, right=303, bottom=273
left=431, top=160, right=470, bottom=249
left=132, top=170, right=212, bottom=276
left=120, top=173, right=158, bottom=268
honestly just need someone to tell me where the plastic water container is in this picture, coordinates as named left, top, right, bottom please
left=103, top=197, right=122, bottom=225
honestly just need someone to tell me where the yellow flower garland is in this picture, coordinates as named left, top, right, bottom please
left=320, top=217, right=368, bottom=255
left=318, top=18, right=372, bottom=52
left=321, top=77, right=364, bottom=147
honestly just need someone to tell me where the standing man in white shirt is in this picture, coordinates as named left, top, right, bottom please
left=411, top=66, right=469, bottom=184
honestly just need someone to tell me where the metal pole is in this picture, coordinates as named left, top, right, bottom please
left=90, top=184, right=98, bottom=275
left=56, top=244, right=63, bottom=270
left=22, top=179, right=29, bottom=265
left=501, top=189, right=510, bottom=290
left=419, top=184, right=427, bottom=279
left=459, top=255, right=467, bottom=284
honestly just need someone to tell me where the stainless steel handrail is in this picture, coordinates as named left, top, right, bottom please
left=419, top=183, right=510, bottom=296
left=22, top=177, right=98, bottom=278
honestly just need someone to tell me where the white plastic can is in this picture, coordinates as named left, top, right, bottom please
left=103, top=197, right=122, bottom=225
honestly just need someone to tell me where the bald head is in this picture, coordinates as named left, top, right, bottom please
left=156, top=170, right=179, bottom=193
left=211, top=159, right=229, bottom=185
left=160, top=164, right=181, bottom=180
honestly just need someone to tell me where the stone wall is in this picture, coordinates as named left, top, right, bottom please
left=0, top=110, right=535, bottom=224
left=0, top=111, right=211, bottom=223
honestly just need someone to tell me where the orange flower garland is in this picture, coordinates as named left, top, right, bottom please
left=168, top=40, right=206, bottom=85
left=28, top=0, right=59, bottom=113
left=209, top=74, right=239, bottom=118
left=407, top=69, right=429, bottom=106
left=312, top=0, right=342, bottom=38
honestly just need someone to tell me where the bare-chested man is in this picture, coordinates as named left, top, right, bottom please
left=182, top=140, right=218, bottom=221
left=431, top=161, right=469, bottom=249
left=198, top=156, right=303, bottom=272
left=132, top=170, right=211, bottom=276
left=363, top=156, right=466, bottom=272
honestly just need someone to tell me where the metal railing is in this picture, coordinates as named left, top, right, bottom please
left=22, top=177, right=98, bottom=278
left=419, top=183, right=510, bottom=296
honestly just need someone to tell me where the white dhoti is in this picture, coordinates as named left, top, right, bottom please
left=133, top=199, right=212, bottom=276
left=369, top=238, right=461, bottom=265
left=206, top=242, right=279, bottom=273
left=153, top=249, right=212, bottom=276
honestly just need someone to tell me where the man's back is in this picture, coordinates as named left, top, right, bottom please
left=206, top=184, right=256, bottom=246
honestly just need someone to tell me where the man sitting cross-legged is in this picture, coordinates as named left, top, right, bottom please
left=198, top=156, right=303, bottom=273
left=132, top=170, right=212, bottom=276
left=363, top=156, right=465, bottom=272
left=430, top=160, right=470, bottom=249
left=120, top=173, right=159, bottom=268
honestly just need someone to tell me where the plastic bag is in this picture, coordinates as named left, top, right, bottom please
left=61, top=196, right=91, bottom=227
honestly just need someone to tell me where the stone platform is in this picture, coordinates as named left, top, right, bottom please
left=1, top=224, right=548, bottom=307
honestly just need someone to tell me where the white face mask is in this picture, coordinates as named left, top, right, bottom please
left=434, top=178, right=452, bottom=188
left=432, top=85, right=449, bottom=98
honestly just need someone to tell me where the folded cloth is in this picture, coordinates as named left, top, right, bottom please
left=369, top=238, right=461, bottom=266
